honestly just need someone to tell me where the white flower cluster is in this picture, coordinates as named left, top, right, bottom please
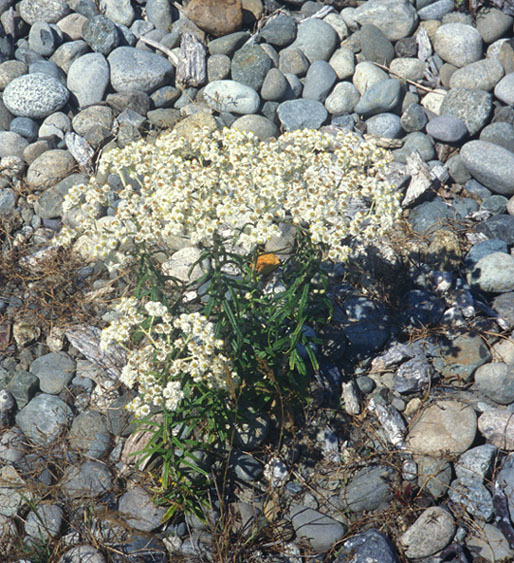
left=55, top=127, right=401, bottom=268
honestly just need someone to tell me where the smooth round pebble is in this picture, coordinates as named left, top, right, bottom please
left=203, top=80, right=260, bottom=114
left=434, top=23, right=483, bottom=67
left=426, top=115, right=468, bottom=143
left=468, top=252, right=514, bottom=293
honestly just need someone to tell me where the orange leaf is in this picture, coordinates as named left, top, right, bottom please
left=253, top=253, right=280, bottom=274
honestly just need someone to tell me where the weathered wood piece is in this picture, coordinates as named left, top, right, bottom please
left=176, top=32, right=207, bottom=88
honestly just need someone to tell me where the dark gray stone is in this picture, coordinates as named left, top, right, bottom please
left=231, top=45, right=272, bottom=92
left=359, top=23, right=394, bottom=65
left=277, top=99, right=328, bottom=131
left=259, top=14, right=297, bottom=47
left=61, top=460, right=113, bottom=499
left=290, top=505, right=346, bottom=553
left=229, top=450, right=263, bottom=482
left=354, top=78, right=402, bottom=116
left=6, top=370, right=39, bottom=409
left=82, top=15, right=121, bottom=55
left=400, top=103, right=428, bottom=132
left=448, top=479, right=494, bottom=521
left=336, top=529, right=399, bottom=563
left=481, top=195, right=508, bottom=215
left=9, top=117, right=38, bottom=142
left=393, top=131, right=435, bottom=163
left=492, top=292, right=514, bottom=330
left=340, top=465, right=394, bottom=512
left=480, top=122, right=514, bottom=153
left=30, top=352, right=75, bottom=395
left=476, top=214, right=514, bottom=244
left=69, top=410, right=112, bottom=458
left=302, top=60, right=337, bottom=103
left=426, top=115, right=468, bottom=143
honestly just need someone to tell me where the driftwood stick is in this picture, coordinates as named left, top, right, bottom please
left=371, top=61, right=444, bottom=94
left=138, top=35, right=180, bottom=67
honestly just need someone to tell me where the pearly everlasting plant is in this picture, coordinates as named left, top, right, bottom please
left=56, top=126, right=401, bottom=514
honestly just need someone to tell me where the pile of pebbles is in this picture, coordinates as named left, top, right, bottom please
left=1, top=0, right=514, bottom=560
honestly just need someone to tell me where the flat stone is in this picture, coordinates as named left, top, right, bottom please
left=340, top=465, right=394, bottom=512
left=468, top=252, right=514, bottom=293
left=30, top=351, right=75, bottom=395
left=290, top=505, right=346, bottom=553
left=406, top=400, right=477, bottom=456
left=3, top=73, right=69, bottom=119
left=400, top=507, right=455, bottom=558
left=202, top=80, right=260, bottom=114
left=26, top=149, right=76, bottom=189
left=108, top=47, right=174, bottom=93
left=449, top=58, right=504, bottom=91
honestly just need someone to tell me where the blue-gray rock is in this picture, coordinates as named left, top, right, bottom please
left=108, top=47, right=174, bottom=93
left=106, top=393, right=136, bottom=437
left=468, top=252, right=514, bottom=293
left=476, top=214, right=514, bottom=244
left=400, top=103, right=428, bottom=132
left=25, top=504, right=63, bottom=541
left=229, top=450, right=263, bottom=482
left=416, top=456, right=452, bottom=498
left=30, top=352, right=75, bottom=395
left=302, top=60, right=337, bottom=103
left=66, top=0, right=99, bottom=18
left=278, top=47, right=310, bottom=76
left=496, top=455, right=514, bottom=519
left=393, top=356, right=430, bottom=393
left=481, top=194, right=508, bottom=215
left=439, top=88, right=492, bottom=136
left=492, top=292, right=514, bottom=330
left=393, top=131, right=435, bottom=163
left=447, top=153, right=471, bottom=184
left=261, top=68, right=289, bottom=101
left=208, top=32, right=249, bottom=57
left=401, top=289, right=445, bottom=327
left=50, top=40, right=90, bottom=74
left=207, top=53, right=231, bottom=82
left=111, top=535, right=167, bottom=563
left=259, top=13, right=297, bottom=47
left=434, top=23, right=483, bottom=67
left=353, top=0, right=417, bottom=41
left=3, top=73, right=69, bottom=119
left=29, top=59, right=66, bottom=85
left=475, top=363, right=514, bottom=404
left=277, top=99, right=327, bottom=131
left=6, top=371, right=38, bottom=409
left=0, top=131, right=29, bottom=158
left=289, top=18, right=338, bottom=63
left=494, top=72, right=514, bottom=106
left=15, top=394, right=73, bottom=445
left=67, top=53, right=109, bottom=108
left=145, top=0, right=174, bottom=31
left=100, top=0, right=134, bottom=27
left=231, top=45, right=272, bottom=92
left=355, top=78, right=402, bottom=116
left=18, top=0, right=70, bottom=24
left=69, top=410, right=112, bottom=458
left=203, top=80, right=260, bottom=114
left=336, top=529, right=399, bottom=563
left=465, top=179, right=492, bottom=202
left=82, top=15, right=121, bottom=55
left=461, top=140, right=514, bottom=196
left=325, top=82, right=360, bottom=114
left=359, top=23, right=395, bottom=65
left=456, top=444, right=497, bottom=485
left=480, top=122, right=514, bottom=153
left=449, top=58, right=504, bottom=91
left=61, top=460, right=113, bottom=499
left=9, top=117, right=38, bottom=142
left=290, top=505, right=346, bottom=553
left=150, top=85, right=181, bottom=108
left=451, top=195, right=479, bottom=218
left=418, top=0, right=454, bottom=20
left=365, top=113, right=402, bottom=138
left=340, top=465, right=394, bottom=512
left=28, top=22, right=62, bottom=57
left=449, top=479, right=494, bottom=521
left=118, top=486, right=167, bottom=531
left=426, top=115, right=468, bottom=143
left=433, top=332, right=491, bottom=382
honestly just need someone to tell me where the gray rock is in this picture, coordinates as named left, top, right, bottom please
left=476, top=214, right=514, bottom=244
left=393, top=356, right=431, bottom=393
left=106, top=90, right=150, bottom=115
left=234, top=412, right=270, bottom=449
left=26, top=149, right=76, bottom=188
left=393, top=131, right=435, bottom=163
left=481, top=194, right=509, bottom=215
left=0, top=131, right=29, bottom=158
left=278, top=46, right=310, bottom=76
left=290, top=505, right=346, bottom=553
left=495, top=72, right=514, bottom=106
left=261, top=68, right=289, bottom=101
left=365, top=113, right=402, bottom=138
left=260, top=13, right=296, bottom=47
left=434, top=23, right=483, bottom=67
left=28, top=22, right=62, bottom=57
left=426, top=115, right=468, bottom=143
left=0, top=466, right=31, bottom=517
left=99, top=0, right=134, bottom=27
left=340, top=465, right=394, bottom=512
left=15, top=394, right=73, bottom=445
left=449, top=58, right=504, bottom=91
left=302, top=60, right=337, bottom=103
left=18, top=0, right=70, bottom=25
left=3, top=73, right=69, bottom=119
left=400, top=103, right=428, bottom=132
left=58, top=545, right=106, bottom=563
left=277, top=99, right=327, bottom=131
left=9, top=117, right=38, bottom=142
left=455, top=444, right=497, bottom=485
left=0, top=60, right=27, bottom=90
left=231, top=115, right=278, bottom=140
left=39, top=111, right=71, bottom=139
left=336, top=529, right=399, bottom=563
left=439, top=88, right=492, bottom=136
left=71, top=105, right=113, bottom=145
left=354, top=0, right=417, bottom=41
left=492, top=292, right=514, bottom=330
left=229, top=451, right=263, bottom=482
left=329, top=48, right=355, bottom=81
left=480, top=122, right=514, bottom=153
left=448, top=479, right=494, bottom=521
left=118, top=486, right=167, bottom=531
left=476, top=7, right=513, bottom=43
left=447, top=153, right=471, bottom=184
left=390, top=57, right=425, bottom=82
left=464, top=179, right=492, bottom=202
left=69, top=410, right=112, bottom=458
left=108, top=47, right=174, bottom=93
left=106, top=393, right=136, bottom=437
left=466, top=523, right=514, bottom=562
left=25, top=504, right=63, bottom=541
left=67, top=53, right=109, bottom=108
left=61, top=460, right=113, bottom=499
left=354, top=78, right=402, bottom=116
left=325, top=82, right=360, bottom=115
left=82, top=15, right=121, bottom=55
left=359, top=23, right=395, bottom=65
left=289, top=18, right=338, bottom=63
left=0, top=427, right=26, bottom=465
left=145, top=0, right=174, bottom=31
left=30, top=352, right=75, bottom=395
left=468, top=252, right=514, bottom=293
left=208, top=32, right=249, bottom=57
left=231, top=45, right=272, bottom=92
left=6, top=371, right=38, bottom=409
left=461, top=140, right=514, bottom=196
left=415, top=456, right=452, bottom=498
left=150, top=85, right=181, bottom=108
left=418, top=0, right=454, bottom=20
left=202, top=80, right=260, bottom=115
left=400, top=507, right=455, bottom=558
left=433, top=332, right=491, bottom=382
left=0, top=98, right=13, bottom=130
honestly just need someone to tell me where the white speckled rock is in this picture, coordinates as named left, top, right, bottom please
left=434, top=23, right=483, bottom=67
left=3, top=73, right=69, bottom=119
left=494, top=72, right=514, bottom=106
left=203, top=80, right=260, bottom=114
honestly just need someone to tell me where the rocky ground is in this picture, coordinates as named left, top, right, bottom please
left=2, top=0, right=514, bottom=561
